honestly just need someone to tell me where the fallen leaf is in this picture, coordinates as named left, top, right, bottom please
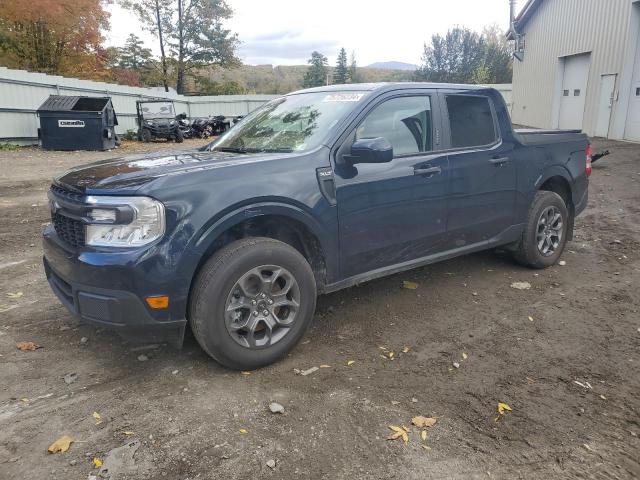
left=462, top=352, right=468, bottom=360
left=241, top=371, right=251, bottom=375
left=378, top=346, right=388, bottom=351
left=239, top=428, right=248, bottom=434
left=421, top=430, right=428, bottom=441
left=510, top=282, right=531, bottom=290
left=387, top=351, right=395, bottom=359
left=388, top=425, right=405, bottom=433
left=93, top=458, right=102, bottom=468
left=346, top=360, right=355, bottom=366
left=421, top=444, right=431, bottom=450
left=412, top=416, right=437, bottom=428
left=122, top=431, right=135, bottom=436
left=402, top=281, right=418, bottom=290
left=319, top=364, right=331, bottom=368
left=402, top=346, right=410, bottom=353
left=92, top=412, right=102, bottom=425
left=387, top=431, right=404, bottom=441
left=528, top=316, right=534, bottom=322
left=47, top=435, right=73, bottom=454
left=497, top=402, right=512, bottom=415
left=16, top=341, right=40, bottom=351
left=7, top=291, right=23, bottom=299
left=20, top=398, right=29, bottom=403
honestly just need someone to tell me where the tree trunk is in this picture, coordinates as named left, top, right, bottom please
left=176, top=0, right=185, bottom=94
left=155, top=0, right=169, bottom=92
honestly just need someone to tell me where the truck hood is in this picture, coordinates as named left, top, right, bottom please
left=54, top=149, right=281, bottom=192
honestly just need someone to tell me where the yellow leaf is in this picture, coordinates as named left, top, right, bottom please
left=241, top=371, right=251, bottom=375
left=421, top=444, right=431, bottom=450
left=387, top=351, right=395, bottom=359
left=421, top=430, right=427, bottom=441
left=319, top=364, right=331, bottom=368
left=387, top=431, right=403, bottom=441
left=7, top=291, right=23, bottom=299
left=497, top=402, right=512, bottom=415
left=402, top=346, right=410, bottom=353
left=378, top=346, right=388, bottom=351
left=402, top=281, right=418, bottom=290
left=346, top=360, right=355, bottom=366
left=16, top=341, right=39, bottom=351
left=92, top=412, right=102, bottom=424
left=402, top=426, right=409, bottom=433
left=412, top=416, right=437, bottom=428
left=122, top=431, right=135, bottom=436
left=239, top=428, right=248, bottom=434
left=47, top=435, right=73, bottom=454
left=388, top=425, right=404, bottom=433
left=20, top=398, right=29, bottom=403
left=462, top=352, right=468, bottom=360
left=93, top=458, right=103, bottom=468
left=401, top=432, right=409, bottom=443
left=528, top=316, right=534, bottom=322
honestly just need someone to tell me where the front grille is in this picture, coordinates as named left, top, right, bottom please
left=52, top=212, right=85, bottom=248
left=50, top=185, right=86, bottom=248
left=50, top=184, right=84, bottom=203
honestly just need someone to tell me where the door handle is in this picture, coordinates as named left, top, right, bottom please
left=489, top=156, right=510, bottom=166
left=414, top=165, right=442, bottom=176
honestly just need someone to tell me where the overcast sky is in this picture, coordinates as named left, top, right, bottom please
left=106, top=0, right=524, bottom=67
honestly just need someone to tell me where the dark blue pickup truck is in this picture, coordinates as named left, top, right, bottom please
left=43, top=83, right=591, bottom=369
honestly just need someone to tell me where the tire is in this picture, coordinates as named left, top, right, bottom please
left=174, top=128, right=184, bottom=143
left=513, top=190, right=569, bottom=269
left=189, top=237, right=317, bottom=370
left=140, top=128, right=152, bottom=143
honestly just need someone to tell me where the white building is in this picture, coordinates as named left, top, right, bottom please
left=508, top=0, right=640, bottom=141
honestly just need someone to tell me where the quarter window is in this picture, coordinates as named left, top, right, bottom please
left=356, top=96, right=432, bottom=156
left=445, top=95, right=497, bottom=148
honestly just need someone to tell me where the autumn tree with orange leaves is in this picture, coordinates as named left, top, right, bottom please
left=0, top=0, right=110, bottom=79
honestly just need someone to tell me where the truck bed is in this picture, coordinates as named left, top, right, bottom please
left=514, top=128, right=587, bottom=146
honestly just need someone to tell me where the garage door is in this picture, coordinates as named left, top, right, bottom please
left=558, top=54, right=591, bottom=130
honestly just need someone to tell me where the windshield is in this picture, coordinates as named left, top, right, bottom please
left=140, top=102, right=175, bottom=119
left=210, top=91, right=367, bottom=153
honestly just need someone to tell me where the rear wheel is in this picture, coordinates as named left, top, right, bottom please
left=189, top=238, right=317, bottom=370
left=174, top=128, right=184, bottom=143
left=513, top=190, right=569, bottom=268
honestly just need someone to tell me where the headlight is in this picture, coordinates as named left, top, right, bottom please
left=85, top=196, right=165, bottom=247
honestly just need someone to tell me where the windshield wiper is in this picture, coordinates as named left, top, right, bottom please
left=215, top=147, right=250, bottom=154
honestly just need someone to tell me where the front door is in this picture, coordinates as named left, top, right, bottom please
left=333, top=94, right=449, bottom=278
left=440, top=92, right=517, bottom=247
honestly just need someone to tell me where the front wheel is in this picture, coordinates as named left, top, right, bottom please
left=513, top=190, right=569, bottom=268
left=189, top=238, right=317, bottom=370
left=174, top=128, right=184, bottom=143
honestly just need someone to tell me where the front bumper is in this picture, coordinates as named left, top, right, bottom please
left=43, top=226, right=188, bottom=347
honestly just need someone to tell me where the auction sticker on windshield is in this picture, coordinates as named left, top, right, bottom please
left=322, top=93, right=365, bottom=102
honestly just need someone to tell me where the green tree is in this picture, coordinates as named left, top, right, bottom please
left=118, top=33, right=153, bottom=69
left=195, top=75, right=246, bottom=94
left=414, top=25, right=512, bottom=84
left=303, top=51, right=328, bottom=88
left=333, top=47, right=348, bottom=84
left=121, top=0, right=240, bottom=94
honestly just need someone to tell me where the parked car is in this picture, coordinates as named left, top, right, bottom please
left=43, top=83, right=590, bottom=370
left=136, top=100, right=183, bottom=143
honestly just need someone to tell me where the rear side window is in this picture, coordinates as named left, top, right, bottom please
left=445, top=95, right=497, bottom=148
left=356, top=96, right=432, bottom=156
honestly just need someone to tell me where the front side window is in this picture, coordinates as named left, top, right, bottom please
left=356, top=96, right=433, bottom=156
left=446, top=95, right=497, bottom=149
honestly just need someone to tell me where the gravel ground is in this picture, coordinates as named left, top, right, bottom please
left=0, top=138, right=638, bottom=480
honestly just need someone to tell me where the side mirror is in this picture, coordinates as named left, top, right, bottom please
left=346, top=137, right=393, bottom=164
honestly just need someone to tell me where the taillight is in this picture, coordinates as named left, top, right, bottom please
left=585, top=144, right=593, bottom=177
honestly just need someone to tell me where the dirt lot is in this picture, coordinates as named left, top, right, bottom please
left=0, top=138, right=638, bottom=480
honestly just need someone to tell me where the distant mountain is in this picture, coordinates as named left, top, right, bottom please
left=366, top=61, right=417, bottom=71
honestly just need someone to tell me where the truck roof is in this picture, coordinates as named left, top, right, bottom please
left=288, top=82, right=490, bottom=96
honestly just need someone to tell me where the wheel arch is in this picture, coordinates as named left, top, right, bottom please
left=190, top=202, right=334, bottom=295
left=537, top=168, right=575, bottom=239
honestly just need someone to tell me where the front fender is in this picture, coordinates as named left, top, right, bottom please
left=189, top=200, right=339, bottom=285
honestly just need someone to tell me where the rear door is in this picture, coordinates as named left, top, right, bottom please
left=439, top=91, right=517, bottom=246
left=333, top=92, right=449, bottom=278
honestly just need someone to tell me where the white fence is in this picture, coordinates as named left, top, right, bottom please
left=0, top=67, right=277, bottom=143
left=0, top=66, right=512, bottom=144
